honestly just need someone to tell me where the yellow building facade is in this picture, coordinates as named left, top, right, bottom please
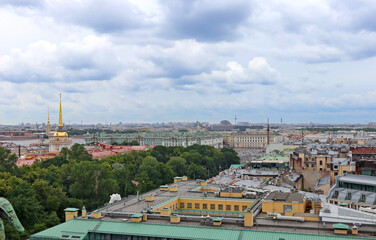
left=152, top=196, right=259, bottom=227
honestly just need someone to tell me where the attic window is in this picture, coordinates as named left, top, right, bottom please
left=71, top=236, right=81, bottom=239
left=62, top=235, right=70, bottom=238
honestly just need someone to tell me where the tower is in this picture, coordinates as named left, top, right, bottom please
left=49, top=94, right=72, bottom=153
left=46, top=107, right=51, bottom=136
left=267, top=118, right=270, bottom=145
left=58, top=93, right=64, bottom=132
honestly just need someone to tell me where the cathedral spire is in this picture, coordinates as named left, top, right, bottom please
left=58, top=93, right=63, bottom=131
left=46, top=107, right=51, bottom=135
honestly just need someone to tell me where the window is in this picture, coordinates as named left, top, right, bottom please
left=218, top=204, right=223, bottom=210
left=195, top=203, right=200, bottom=209
left=311, top=164, right=315, bottom=167
left=320, top=160, right=323, bottom=165
left=333, top=191, right=339, bottom=199
left=210, top=204, right=215, bottom=210
left=187, top=203, right=192, bottom=209
left=242, top=206, right=247, bottom=211
left=305, top=158, right=308, bottom=161
left=234, top=205, right=239, bottom=211
left=226, top=205, right=231, bottom=211
left=203, top=204, right=207, bottom=209
left=360, top=195, right=366, bottom=202
left=345, top=192, right=352, bottom=200
left=284, top=205, right=293, bottom=212
left=180, top=203, right=185, bottom=209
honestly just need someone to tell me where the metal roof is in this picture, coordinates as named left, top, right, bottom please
left=64, top=208, right=79, bottom=212
left=337, top=174, right=376, bottom=186
left=333, top=224, right=349, bottom=230
left=30, top=219, right=374, bottom=240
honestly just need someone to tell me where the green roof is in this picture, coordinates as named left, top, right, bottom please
left=174, top=177, right=183, bottom=179
left=213, top=217, right=223, bottom=222
left=64, top=208, right=79, bottom=212
left=333, top=224, right=349, bottom=230
left=30, top=219, right=373, bottom=240
left=131, top=214, right=143, bottom=218
left=339, top=202, right=349, bottom=206
left=229, top=164, right=243, bottom=169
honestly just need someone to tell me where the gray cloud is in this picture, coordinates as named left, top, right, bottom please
left=160, top=0, right=251, bottom=41
left=48, top=0, right=150, bottom=33
left=0, top=0, right=44, bottom=7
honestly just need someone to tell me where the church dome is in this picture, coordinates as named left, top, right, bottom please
left=53, top=131, right=68, bottom=137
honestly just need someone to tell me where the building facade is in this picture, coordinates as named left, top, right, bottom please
left=226, top=133, right=281, bottom=148
left=327, top=174, right=376, bottom=210
left=85, top=132, right=223, bottom=148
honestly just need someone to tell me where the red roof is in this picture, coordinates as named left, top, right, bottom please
left=351, top=147, right=376, bottom=154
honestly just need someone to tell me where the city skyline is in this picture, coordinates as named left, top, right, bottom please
left=1, top=1, right=376, bottom=124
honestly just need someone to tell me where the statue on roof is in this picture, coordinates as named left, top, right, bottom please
left=0, top=197, right=25, bottom=239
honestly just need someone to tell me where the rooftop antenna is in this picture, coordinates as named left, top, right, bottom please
left=281, top=118, right=282, bottom=124
left=235, top=115, right=237, bottom=125
left=301, top=130, right=304, bottom=146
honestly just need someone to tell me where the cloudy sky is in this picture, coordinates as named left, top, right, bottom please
left=0, top=0, right=375, bottom=124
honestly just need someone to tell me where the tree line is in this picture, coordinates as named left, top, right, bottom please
left=0, top=144, right=239, bottom=239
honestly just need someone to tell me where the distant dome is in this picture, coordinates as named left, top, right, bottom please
left=220, top=120, right=232, bottom=125
left=53, top=131, right=68, bottom=137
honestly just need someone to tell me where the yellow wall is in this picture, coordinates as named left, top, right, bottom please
left=170, top=215, right=181, bottom=223
left=334, top=229, right=348, bottom=235
left=65, top=211, right=78, bottom=222
left=145, top=196, right=155, bottom=202
left=91, top=211, right=102, bottom=219
left=219, top=191, right=245, bottom=198
left=244, top=211, right=254, bottom=227
left=301, top=216, right=320, bottom=222
left=182, top=176, right=188, bottom=181
left=170, top=186, right=178, bottom=192
left=160, top=208, right=172, bottom=215
left=194, top=186, right=219, bottom=193
left=213, top=221, right=222, bottom=226
left=153, top=197, right=255, bottom=214
left=131, top=217, right=142, bottom=223
left=262, top=201, right=306, bottom=214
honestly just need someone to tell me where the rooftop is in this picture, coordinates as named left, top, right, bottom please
left=265, top=192, right=305, bottom=203
left=337, top=174, right=376, bottom=187
left=30, top=218, right=375, bottom=240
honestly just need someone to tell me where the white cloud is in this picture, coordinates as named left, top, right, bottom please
left=0, top=0, right=376, bottom=124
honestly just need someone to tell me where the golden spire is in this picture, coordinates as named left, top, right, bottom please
left=197, top=123, right=200, bottom=129
left=58, top=93, right=64, bottom=131
left=46, top=107, right=51, bottom=135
